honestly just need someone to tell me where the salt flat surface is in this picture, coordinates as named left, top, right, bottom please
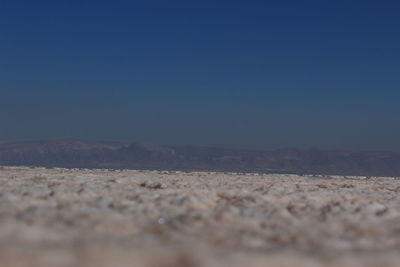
left=0, top=166, right=399, bottom=267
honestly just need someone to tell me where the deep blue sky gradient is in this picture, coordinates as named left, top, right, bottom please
left=1, top=0, right=400, bottom=150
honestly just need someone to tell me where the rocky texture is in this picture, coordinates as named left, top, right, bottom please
left=0, top=166, right=400, bottom=266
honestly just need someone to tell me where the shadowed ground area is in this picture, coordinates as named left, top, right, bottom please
left=0, top=166, right=400, bottom=266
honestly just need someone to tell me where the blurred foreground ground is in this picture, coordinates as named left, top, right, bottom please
left=0, top=166, right=399, bottom=267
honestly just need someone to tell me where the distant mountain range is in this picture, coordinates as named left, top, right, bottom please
left=1, top=139, right=400, bottom=177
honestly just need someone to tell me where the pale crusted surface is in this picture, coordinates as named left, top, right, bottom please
left=0, top=166, right=400, bottom=267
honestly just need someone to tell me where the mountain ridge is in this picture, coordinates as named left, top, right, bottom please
left=1, top=139, right=400, bottom=177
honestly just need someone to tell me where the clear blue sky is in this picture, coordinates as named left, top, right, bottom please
left=1, top=0, right=399, bottom=151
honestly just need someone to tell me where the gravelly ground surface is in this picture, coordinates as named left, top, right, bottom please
left=0, top=166, right=400, bottom=267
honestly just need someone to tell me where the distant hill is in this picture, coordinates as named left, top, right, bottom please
left=1, top=139, right=400, bottom=177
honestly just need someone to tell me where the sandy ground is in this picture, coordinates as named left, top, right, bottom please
left=0, top=166, right=399, bottom=267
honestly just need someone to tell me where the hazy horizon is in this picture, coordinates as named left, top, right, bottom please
left=3, top=137, right=400, bottom=153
